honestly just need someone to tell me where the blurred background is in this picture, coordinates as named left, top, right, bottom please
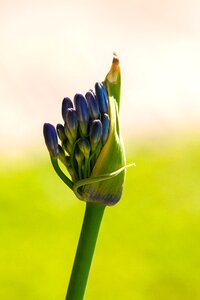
left=1, top=0, right=200, bottom=299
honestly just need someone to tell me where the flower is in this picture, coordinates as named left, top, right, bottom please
left=43, top=54, right=131, bottom=205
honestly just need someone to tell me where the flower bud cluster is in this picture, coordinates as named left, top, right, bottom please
left=44, top=83, right=110, bottom=182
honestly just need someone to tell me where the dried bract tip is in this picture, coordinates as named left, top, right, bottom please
left=112, top=52, right=119, bottom=64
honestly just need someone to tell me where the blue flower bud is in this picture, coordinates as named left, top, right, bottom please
left=62, top=138, right=73, bottom=155
left=56, top=124, right=66, bottom=143
left=89, top=120, right=102, bottom=152
left=57, top=144, right=67, bottom=165
left=85, top=90, right=100, bottom=119
left=64, top=122, right=73, bottom=144
left=95, top=82, right=108, bottom=114
left=62, top=97, right=73, bottom=122
left=77, top=137, right=91, bottom=160
left=43, top=123, right=59, bottom=157
left=101, top=113, right=110, bottom=144
left=65, top=108, right=78, bottom=141
left=74, top=94, right=89, bottom=136
left=74, top=147, right=85, bottom=180
left=66, top=156, right=78, bottom=182
left=75, top=147, right=84, bottom=167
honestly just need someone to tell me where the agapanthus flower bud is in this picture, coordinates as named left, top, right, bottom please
left=65, top=156, right=77, bottom=182
left=89, top=120, right=102, bottom=152
left=101, top=113, right=110, bottom=144
left=77, top=137, right=91, bottom=160
left=57, top=144, right=67, bottom=165
left=62, top=138, right=73, bottom=155
left=74, top=94, right=89, bottom=136
left=62, top=97, right=73, bottom=122
left=85, top=90, right=100, bottom=119
left=75, top=147, right=84, bottom=167
left=43, top=123, right=59, bottom=157
left=65, top=108, right=78, bottom=141
left=56, top=124, right=66, bottom=143
left=43, top=54, right=132, bottom=205
left=95, top=82, right=108, bottom=114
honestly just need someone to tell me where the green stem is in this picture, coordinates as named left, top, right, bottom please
left=50, top=156, right=73, bottom=190
left=65, top=202, right=105, bottom=300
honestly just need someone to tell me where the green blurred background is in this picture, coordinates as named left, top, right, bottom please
left=1, top=0, right=200, bottom=299
left=1, top=133, right=200, bottom=300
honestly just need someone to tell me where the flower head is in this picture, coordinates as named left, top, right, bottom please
left=43, top=54, right=132, bottom=205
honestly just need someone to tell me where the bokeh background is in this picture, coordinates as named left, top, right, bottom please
left=1, top=0, right=200, bottom=299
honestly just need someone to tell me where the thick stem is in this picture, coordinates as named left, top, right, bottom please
left=65, top=202, right=105, bottom=300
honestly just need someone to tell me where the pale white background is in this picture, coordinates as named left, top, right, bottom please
left=1, top=0, right=200, bottom=154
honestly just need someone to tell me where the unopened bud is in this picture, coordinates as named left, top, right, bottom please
left=62, top=97, right=73, bottom=122
left=57, top=145, right=67, bottom=165
left=101, top=113, right=110, bottom=144
left=65, top=108, right=78, bottom=141
left=85, top=90, right=100, bottom=119
left=74, top=94, right=89, bottom=136
left=43, top=123, right=59, bottom=157
left=77, top=137, right=91, bottom=160
left=56, top=124, right=66, bottom=143
left=89, top=120, right=102, bottom=152
left=95, top=82, right=108, bottom=114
